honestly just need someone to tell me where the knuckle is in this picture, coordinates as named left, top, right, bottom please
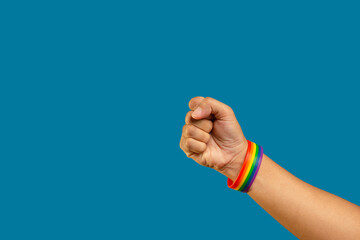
left=182, top=124, right=187, bottom=134
left=179, top=138, right=183, bottom=150
left=203, top=97, right=211, bottom=105
left=206, top=121, right=213, bottom=131
left=186, top=151, right=193, bottom=158
left=186, top=125, right=196, bottom=137
left=198, top=120, right=212, bottom=133
left=223, top=106, right=234, bottom=115
left=185, top=111, right=192, bottom=123
left=225, top=104, right=233, bottom=112
left=185, top=138, right=192, bottom=149
left=201, top=142, right=207, bottom=151
left=204, top=97, right=215, bottom=106
left=204, top=133, right=211, bottom=142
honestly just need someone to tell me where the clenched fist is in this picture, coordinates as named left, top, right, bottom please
left=180, top=97, right=248, bottom=181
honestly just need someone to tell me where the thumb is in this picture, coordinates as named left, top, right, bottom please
left=191, top=97, right=234, bottom=121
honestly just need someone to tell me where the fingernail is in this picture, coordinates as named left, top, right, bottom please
left=192, top=107, right=201, bottom=118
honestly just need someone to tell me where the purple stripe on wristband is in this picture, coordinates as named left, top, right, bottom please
left=243, top=146, right=263, bottom=192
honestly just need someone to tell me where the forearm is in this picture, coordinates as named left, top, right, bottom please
left=247, top=154, right=360, bottom=240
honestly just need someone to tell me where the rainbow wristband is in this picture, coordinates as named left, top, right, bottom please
left=227, top=140, right=263, bottom=193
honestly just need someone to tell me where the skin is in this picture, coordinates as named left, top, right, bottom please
left=179, top=96, right=360, bottom=240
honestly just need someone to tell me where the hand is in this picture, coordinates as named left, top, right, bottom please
left=180, top=97, right=248, bottom=181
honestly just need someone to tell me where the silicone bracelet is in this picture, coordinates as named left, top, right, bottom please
left=227, top=140, right=263, bottom=193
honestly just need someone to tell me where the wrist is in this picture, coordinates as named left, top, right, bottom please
left=219, top=141, right=248, bottom=181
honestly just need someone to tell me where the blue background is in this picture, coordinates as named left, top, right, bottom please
left=1, top=1, right=359, bottom=239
